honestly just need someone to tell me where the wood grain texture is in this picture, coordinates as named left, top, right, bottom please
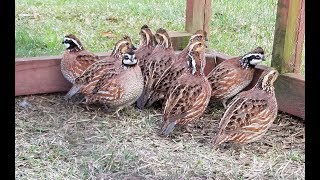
left=15, top=31, right=191, bottom=96
left=185, top=0, right=211, bottom=34
left=15, top=52, right=110, bottom=96
left=274, top=73, right=305, bottom=119
left=168, top=31, right=192, bottom=50
left=15, top=48, right=305, bottom=119
left=244, top=67, right=305, bottom=119
left=271, top=0, right=305, bottom=74
left=15, top=58, right=72, bottom=96
left=203, top=0, right=212, bottom=34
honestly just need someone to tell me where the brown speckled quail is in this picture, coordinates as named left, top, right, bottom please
left=74, top=36, right=142, bottom=116
left=162, top=41, right=211, bottom=135
left=136, top=27, right=177, bottom=109
left=135, top=25, right=157, bottom=73
left=61, top=34, right=100, bottom=99
left=145, top=31, right=208, bottom=108
left=177, top=29, right=208, bottom=60
left=64, top=36, right=137, bottom=101
left=212, top=68, right=279, bottom=147
left=84, top=49, right=143, bottom=117
left=207, top=47, right=265, bottom=109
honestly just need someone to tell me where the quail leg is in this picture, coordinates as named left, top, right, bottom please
left=64, top=95, right=70, bottom=102
left=103, top=106, right=122, bottom=118
left=222, top=99, right=228, bottom=109
left=102, top=105, right=113, bottom=113
left=80, top=97, right=91, bottom=111
left=113, top=108, right=121, bottom=118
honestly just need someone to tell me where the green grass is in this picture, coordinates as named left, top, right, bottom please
left=15, top=0, right=305, bottom=74
left=15, top=0, right=186, bottom=57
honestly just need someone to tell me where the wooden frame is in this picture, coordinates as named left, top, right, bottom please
left=271, top=0, right=305, bottom=74
left=15, top=0, right=305, bottom=119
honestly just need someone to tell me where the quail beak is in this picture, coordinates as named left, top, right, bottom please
left=205, top=37, right=209, bottom=41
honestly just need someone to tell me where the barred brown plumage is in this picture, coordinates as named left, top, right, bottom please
left=64, top=36, right=143, bottom=116
left=136, top=28, right=177, bottom=109
left=61, top=34, right=100, bottom=100
left=145, top=30, right=208, bottom=108
left=77, top=36, right=143, bottom=116
left=177, top=29, right=208, bottom=60
left=212, top=68, right=279, bottom=147
left=162, top=41, right=211, bottom=135
left=135, top=25, right=157, bottom=74
left=207, top=47, right=265, bottom=109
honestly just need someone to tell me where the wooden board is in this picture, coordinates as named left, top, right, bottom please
left=15, top=31, right=191, bottom=96
left=168, top=31, right=192, bottom=51
left=15, top=52, right=110, bottom=96
left=15, top=49, right=305, bottom=119
left=205, top=53, right=305, bottom=120
left=243, top=66, right=305, bottom=119
left=185, top=0, right=212, bottom=34
left=274, top=73, right=305, bottom=119
left=271, top=0, right=305, bottom=74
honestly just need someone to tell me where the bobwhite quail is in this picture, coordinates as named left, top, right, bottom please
left=135, top=25, right=157, bottom=73
left=83, top=48, right=143, bottom=117
left=65, top=36, right=137, bottom=101
left=207, top=47, right=265, bottom=109
left=212, top=68, right=279, bottom=147
left=162, top=41, right=211, bottom=135
left=136, top=27, right=177, bottom=109
left=61, top=34, right=100, bottom=99
left=177, top=29, right=208, bottom=60
left=145, top=32, right=208, bottom=108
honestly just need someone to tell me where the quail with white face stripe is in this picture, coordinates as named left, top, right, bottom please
left=207, top=47, right=265, bottom=109
left=69, top=36, right=143, bottom=117
left=161, top=41, right=211, bottom=136
left=60, top=34, right=100, bottom=100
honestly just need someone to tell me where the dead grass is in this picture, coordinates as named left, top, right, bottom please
left=15, top=93, right=304, bottom=179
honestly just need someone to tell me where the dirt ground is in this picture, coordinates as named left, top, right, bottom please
left=15, top=93, right=305, bottom=180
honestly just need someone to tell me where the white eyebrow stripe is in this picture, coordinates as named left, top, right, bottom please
left=242, top=53, right=263, bottom=59
left=158, top=33, right=169, bottom=48
left=64, top=37, right=82, bottom=49
left=142, top=29, right=150, bottom=45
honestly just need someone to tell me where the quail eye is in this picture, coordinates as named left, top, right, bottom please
left=123, top=55, right=130, bottom=60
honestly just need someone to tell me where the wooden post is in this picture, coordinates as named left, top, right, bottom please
left=271, top=0, right=305, bottom=74
left=185, top=0, right=212, bottom=34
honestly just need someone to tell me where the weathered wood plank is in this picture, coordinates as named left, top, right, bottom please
left=185, top=0, right=211, bottom=34
left=15, top=31, right=192, bottom=96
left=15, top=59, right=72, bottom=96
left=244, top=66, right=305, bottom=119
left=168, top=31, right=192, bottom=50
left=203, top=0, right=212, bottom=34
left=15, top=49, right=305, bottom=119
left=274, top=73, right=305, bottom=119
left=271, top=0, right=305, bottom=74
left=293, top=0, right=305, bottom=73
left=15, top=49, right=227, bottom=96
left=206, top=53, right=305, bottom=119
left=15, top=52, right=111, bottom=96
